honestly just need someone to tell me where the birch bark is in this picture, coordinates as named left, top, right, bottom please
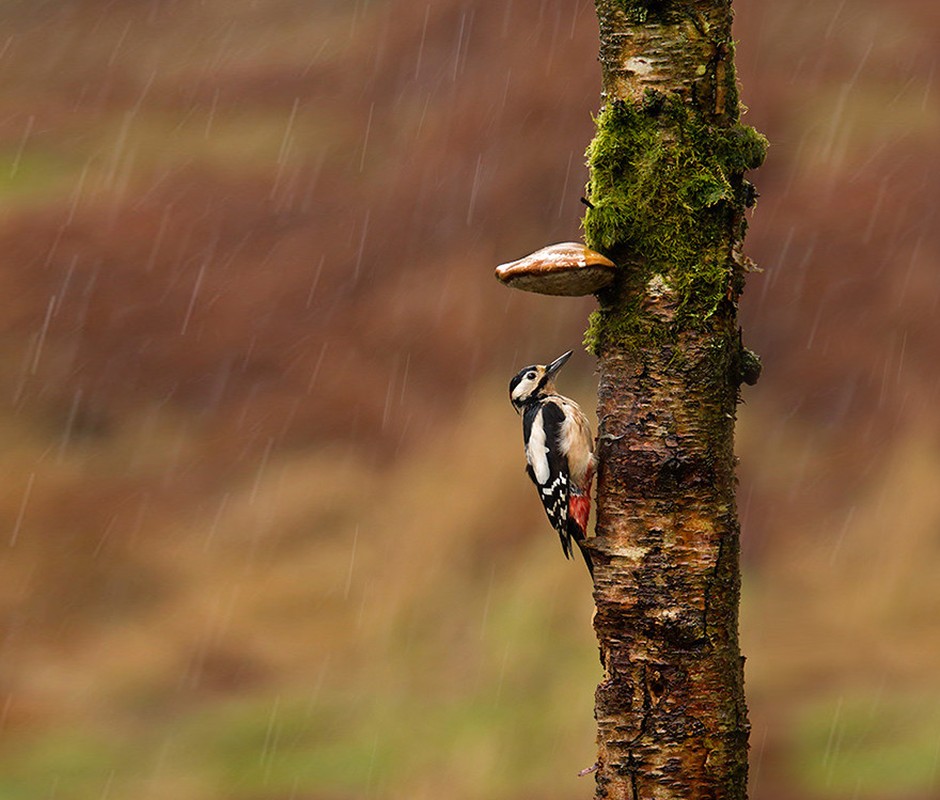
left=584, top=2, right=765, bottom=797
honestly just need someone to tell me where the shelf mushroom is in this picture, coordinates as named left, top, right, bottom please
left=494, top=242, right=616, bottom=296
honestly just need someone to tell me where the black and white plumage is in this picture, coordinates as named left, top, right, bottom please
left=509, top=350, right=595, bottom=574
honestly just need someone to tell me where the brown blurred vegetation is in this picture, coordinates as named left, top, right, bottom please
left=0, top=0, right=938, bottom=798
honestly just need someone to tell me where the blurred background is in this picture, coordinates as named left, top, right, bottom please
left=0, top=0, right=937, bottom=798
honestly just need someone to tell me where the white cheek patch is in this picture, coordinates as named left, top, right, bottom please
left=526, top=409, right=550, bottom=484
left=511, top=378, right=532, bottom=401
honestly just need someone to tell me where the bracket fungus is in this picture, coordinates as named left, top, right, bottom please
left=494, top=242, right=616, bottom=296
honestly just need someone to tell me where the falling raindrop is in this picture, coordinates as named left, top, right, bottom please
left=500, top=68, right=513, bottom=111
left=557, top=151, right=574, bottom=218
left=828, top=506, right=855, bottom=565
left=273, top=96, right=301, bottom=199
left=305, top=255, right=326, bottom=308
left=204, top=87, right=220, bottom=140
left=863, top=178, right=888, bottom=244
left=382, top=361, right=397, bottom=431
left=260, top=696, right=281, bottom=783
left=466, top=154, right=484, bottom=225
left=750, top=725, right=769, bottom=796
left=399, top=353, right=411, bottom=405
left=30, top=295, right=57, bottom=376
left=180, top=261, right=207, bottom=336
left=10, top=472, right=36, bottom=547
left=359, top=101, right=375, bottom=174
left=250, top=438, right=275, bottom=506
left=57, top=388, right=83, bottom=462
left=204, top=494, right=231, bottom=553
left=415, top=5, right=431, bottom=80
left=494, top=643, right=511, bottom=706
left=824, top=0, right=848, bottom=39
left=344, top=524, right=359, bottom=600
left=10, top=114, right=34, bottom=178
left=452, top=11, right=471, bottom=83
left=822, top=696, right=845, bottom=786
left=354, top=208, right=370, bottom=279
left=480, top=564, right=496, bottom=640
left=307, top=342, right=329, bottom=393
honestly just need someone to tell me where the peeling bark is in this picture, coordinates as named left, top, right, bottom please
left=584, top=1, right=761, bottom=798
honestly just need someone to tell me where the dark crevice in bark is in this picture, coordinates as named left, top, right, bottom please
left=628, top=753, right=640, bottom=800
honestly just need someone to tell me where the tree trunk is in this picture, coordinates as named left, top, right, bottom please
left=583, top=2, right=765, bottom=798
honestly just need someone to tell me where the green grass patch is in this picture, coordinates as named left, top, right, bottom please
left=0, top=682, right=595, bottom=800
left=0, top=548, right=598, bottom=800
left=794, top=691, right=940, bottom=797
left=0, top=150, right=79, bottom=204
left=0, top=729, right=138, bottom=800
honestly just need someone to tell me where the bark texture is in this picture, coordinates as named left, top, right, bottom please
left=583, top=1, right=765, bottom=798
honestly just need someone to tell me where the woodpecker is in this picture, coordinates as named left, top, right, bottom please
left=509, top=350, right=595, bottom=574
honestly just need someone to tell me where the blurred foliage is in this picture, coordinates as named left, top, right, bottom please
left=795, top=693, right=940, bottom=796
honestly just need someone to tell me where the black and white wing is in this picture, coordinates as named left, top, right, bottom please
left=522, top=400, right=573, bottom=558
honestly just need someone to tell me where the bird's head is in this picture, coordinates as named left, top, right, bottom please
left=509, top=350, right=572, bottom=412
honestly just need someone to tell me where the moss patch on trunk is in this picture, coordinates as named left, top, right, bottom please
left=582, top=93, right=766, bottom=354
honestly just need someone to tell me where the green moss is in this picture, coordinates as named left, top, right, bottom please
left=613, top=0, right=676, bottom=24
left=739, top=346, right=762, bottom=385
left=714, top=123, right=768, bottom=172
left=584, top=304, right=649, bottom=356
left=582, top=94, right=767, bottom=354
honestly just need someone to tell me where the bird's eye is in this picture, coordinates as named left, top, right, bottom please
left=526, top=371, right=536, bottom=380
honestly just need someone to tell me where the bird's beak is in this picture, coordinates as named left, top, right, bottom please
left=545, top=350, right=573, bottom=379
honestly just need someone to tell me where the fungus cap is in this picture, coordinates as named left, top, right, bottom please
left=494, top=242, right=616, bottom=296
